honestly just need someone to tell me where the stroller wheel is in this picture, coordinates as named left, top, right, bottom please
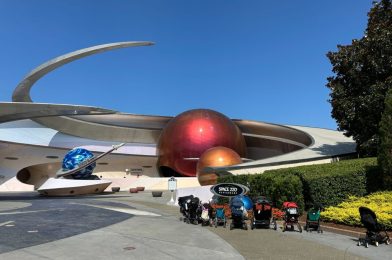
left=298, top=224, right=302, bottom=233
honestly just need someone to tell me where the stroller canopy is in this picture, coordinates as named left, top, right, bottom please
left=359, top=206, right=380, bottom=232
left=283, top=201, right=298, bottom=209
left=231, top=195, right=253, bottom=210
left=254, top=196, right=271, bottom=205
left=178, top=195, right=194, bottom=205
left=231, top=196, right=244, bottom=207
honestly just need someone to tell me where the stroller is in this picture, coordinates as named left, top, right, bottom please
left=357, top=207, right=391, bottom=247
left=229, top=195, right=248, bottom=230
left=213, top=206, right=227, bottom=228
left=251, top=196, right=277, bottom=230
left=185, top=197, right=201, bottom=225
left=200, top=203, right=212, bottom=226
left=282, top=201, right=302, bottom=233
left=304, top=204, right=323, bottom=233
left=178, top=195, right=194, bottom=222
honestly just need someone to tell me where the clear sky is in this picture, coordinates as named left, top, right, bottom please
left=0, top=0, right=373, bottom=130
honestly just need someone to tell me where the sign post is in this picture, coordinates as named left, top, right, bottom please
left=167, top=177, right=177, bottom=205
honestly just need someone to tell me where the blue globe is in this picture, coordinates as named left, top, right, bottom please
left=242, top=195, right=253, bottom=210
left=62, top=148, right=96, bottom=179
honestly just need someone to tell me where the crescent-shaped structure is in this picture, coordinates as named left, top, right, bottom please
left=0, top=41, right=356, bottom=194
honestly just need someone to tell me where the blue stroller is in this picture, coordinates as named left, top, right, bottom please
left=230, top=196, right=248, bottom=230
left=214, top=207, right=227, bottom=228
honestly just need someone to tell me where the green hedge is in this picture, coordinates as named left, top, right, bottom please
left=293, top=158, right=376, bottom=208
left=218, top=158, right=378, bottom=210
left=218, top=170, right=304, bottom=212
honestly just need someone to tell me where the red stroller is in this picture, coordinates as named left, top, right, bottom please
left=282, top=201, right=302, bottom=233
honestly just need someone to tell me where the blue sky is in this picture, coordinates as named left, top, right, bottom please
left=0, top=0, right=373, bottom=129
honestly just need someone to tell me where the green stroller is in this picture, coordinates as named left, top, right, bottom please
left=304, top=205, right=323, bottom=233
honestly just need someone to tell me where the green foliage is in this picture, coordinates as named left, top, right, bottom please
left=218, top=158, right=379, bottom=210
left=326, top=0, right=392, bottom=156
left=321, top=192, right=392, bottom=229
left=296, top=159, right=373, bottom=207
left=378, top=88, right=392, bottom=189
left=219, top=170, right=304, bottom=212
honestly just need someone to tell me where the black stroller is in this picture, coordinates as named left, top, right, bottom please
left=251, top=196, right=277, bottom=230
left=178, top=195, right=194, bottom=222
left=357, top=207, right=391, bottom=247
left=185, top=197, right=201, bottom=225
left=229, top=196, right=248, bottom=230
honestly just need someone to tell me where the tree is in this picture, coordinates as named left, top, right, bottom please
left=378, top=88, right=392, bottom=189
left=326, top=0, right=392, bottom=156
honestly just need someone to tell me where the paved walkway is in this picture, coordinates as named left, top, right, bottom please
left=0, top=191, right=391, bottom=259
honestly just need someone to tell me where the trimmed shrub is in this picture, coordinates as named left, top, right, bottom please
left=218, top=158, right=378, bottom=210
left=219, top=171, right=304, bottom=212
left=321, top=191, right=392, bottom=229
left=295, top=158, right=377, bottom=208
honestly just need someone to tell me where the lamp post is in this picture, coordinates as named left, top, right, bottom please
left=167, top=176, right=177, bottom=205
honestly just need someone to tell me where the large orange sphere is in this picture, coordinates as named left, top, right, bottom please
left=157, top=109, right=246, bottom=177
left=197, top=146, right=242, bottom=186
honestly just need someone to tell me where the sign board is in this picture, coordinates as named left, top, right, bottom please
left=168, top=177, right=177, bottom=191
left=210, top=183, right=249, bottom=197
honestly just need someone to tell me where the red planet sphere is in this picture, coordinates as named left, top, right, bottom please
left=157, top=109, right=246, bottom=177
left=197, top=146, right=242, bottom=186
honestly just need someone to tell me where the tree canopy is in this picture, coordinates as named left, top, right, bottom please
left=326, top=0, right=392, bottom=156
left=378, top=88, right=392, bottom=189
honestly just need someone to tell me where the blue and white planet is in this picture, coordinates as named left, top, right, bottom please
left=62, top=148, right=96, bottom=179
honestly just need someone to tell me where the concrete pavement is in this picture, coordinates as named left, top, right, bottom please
left=0, top=192, right=242, bottom=259
left=0, top=191, right=391, bottom=259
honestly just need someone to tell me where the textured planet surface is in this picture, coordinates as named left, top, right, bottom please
left=196, top=146, right=242, bottom=186
left=62, top=148, right=96, bottom=179
left=157, top=109, right=246, bottom=177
